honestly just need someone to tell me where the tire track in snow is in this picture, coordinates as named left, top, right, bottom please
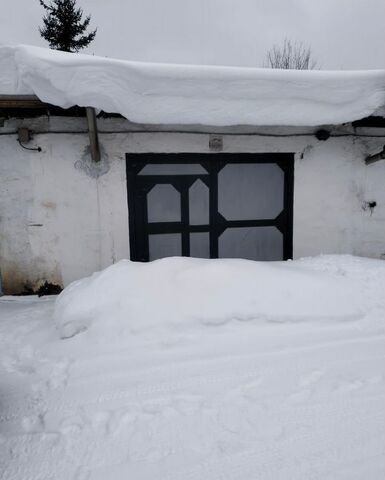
left=1, top=347, right=383, bottom=423
left=2, top=398, right=383, bottom=480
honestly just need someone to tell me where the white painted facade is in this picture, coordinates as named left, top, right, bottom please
left=0, top=115, right=384, bottom=294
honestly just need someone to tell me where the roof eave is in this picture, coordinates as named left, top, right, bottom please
left=0, top=95, right=47, bottom=109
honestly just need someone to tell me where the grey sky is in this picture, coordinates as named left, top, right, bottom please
left=1, top=0, right=384, bottom=69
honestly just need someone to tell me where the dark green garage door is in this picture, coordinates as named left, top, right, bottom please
left=126, top=153, right=294, bottom=262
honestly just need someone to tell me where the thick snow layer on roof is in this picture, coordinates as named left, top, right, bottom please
left=1, top=44, right=385, bottom=126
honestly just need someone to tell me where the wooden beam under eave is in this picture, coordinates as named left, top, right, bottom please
left=86, top=107, right=101, bottom=163
left=0, top=95, right=47, bottom=109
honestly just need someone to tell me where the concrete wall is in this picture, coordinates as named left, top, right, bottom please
left=0, top=116, right=384, bottom=294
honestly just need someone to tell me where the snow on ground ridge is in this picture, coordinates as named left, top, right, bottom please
left=54, top=255, right=376, bottom=339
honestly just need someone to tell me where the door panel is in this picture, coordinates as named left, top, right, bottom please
left=138, top=163, right=207, bottom=175
left=218, top=226, right=283, bottom=261
left=147, top=184, right=181, bottom=223
left=190, top=232, right=211, bottom=259
left=218, top=163, right=284, bottom=220
left=149, top=233, right=182, bottom=261
left=189, top=179, right=210, bottom=225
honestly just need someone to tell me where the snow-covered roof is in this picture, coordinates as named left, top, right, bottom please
left=1, top=44, right=385, bottom=127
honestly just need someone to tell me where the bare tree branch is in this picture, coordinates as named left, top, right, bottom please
left=264, top=38, right=318, bottom=70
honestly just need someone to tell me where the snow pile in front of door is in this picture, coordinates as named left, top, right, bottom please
left=54, top=255, right=372, bottom=339
left=1, top=44, right=385, bottom=126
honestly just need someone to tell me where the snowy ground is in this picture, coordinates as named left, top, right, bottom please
left=0, top=255, right=384, bottom=480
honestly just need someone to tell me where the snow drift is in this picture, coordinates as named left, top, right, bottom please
left=1, top=44, right=385, bottom=126
left=54, top=256, right=368, bottom=339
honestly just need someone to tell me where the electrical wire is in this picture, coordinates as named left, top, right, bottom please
left=17, top=139, right=42, bottom=152
left=0, top=130, right=384, bottom=138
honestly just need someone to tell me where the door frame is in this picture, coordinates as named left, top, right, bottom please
left=126, top=153, right=294, bottom=261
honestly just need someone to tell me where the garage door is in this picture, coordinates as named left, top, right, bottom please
left=126, top=153, right=294, bottom=262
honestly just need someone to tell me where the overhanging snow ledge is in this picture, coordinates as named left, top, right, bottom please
left=2, top=45, right=385, bottom=127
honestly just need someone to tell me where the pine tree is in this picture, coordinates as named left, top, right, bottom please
left=39, top=0, right=97, bottom=53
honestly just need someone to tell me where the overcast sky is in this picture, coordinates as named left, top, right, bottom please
left=1, top=0, right=384, bottom=69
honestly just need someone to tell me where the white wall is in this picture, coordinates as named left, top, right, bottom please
left=0, top=126, right=129, bottom=293
left=0, top=116, right=384, bottom=293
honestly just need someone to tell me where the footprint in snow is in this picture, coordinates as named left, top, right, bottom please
left=335, top=379, right=364, bottom=393
left=288, top=388, right=312, bottom=404
left=22, top=412, right=46, bottom=433
left=59, top=414, right=85, bottom=436
left=173, top=394, right=204, bottom=416
left=298, top=369, right=325, bottom=387
left=241, top=377, right=265, bottom=403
